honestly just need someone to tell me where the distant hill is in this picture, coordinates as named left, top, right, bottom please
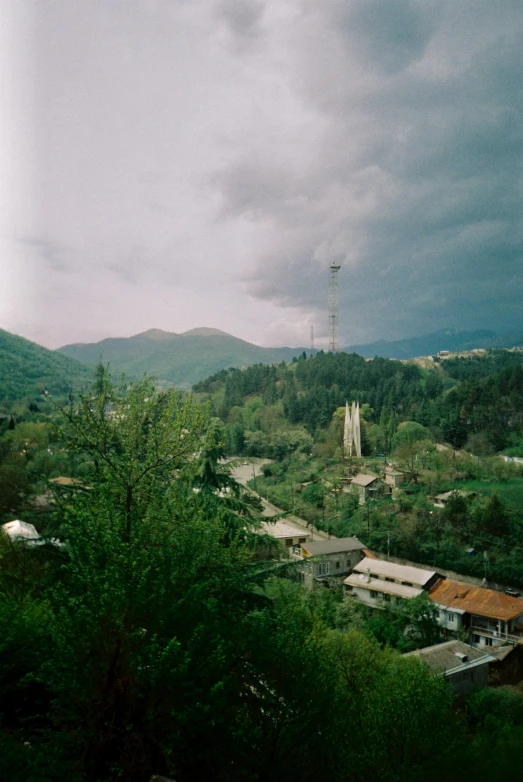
left=344, top=328, right=523, bottom=359
left=58, top=328, right=310, bottom=389
left=0, top=328, right=91, bottom=409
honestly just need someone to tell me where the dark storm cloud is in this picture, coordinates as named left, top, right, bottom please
left=213, top=0, right=523, bottom=343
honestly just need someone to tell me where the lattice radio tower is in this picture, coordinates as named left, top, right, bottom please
left=328, top=262, right=341, bottom=352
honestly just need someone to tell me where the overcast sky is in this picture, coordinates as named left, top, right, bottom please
left=1, top=0, right=522, bottom=349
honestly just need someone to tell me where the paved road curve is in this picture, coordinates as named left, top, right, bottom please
left=227, top=458, right=330, bottom=540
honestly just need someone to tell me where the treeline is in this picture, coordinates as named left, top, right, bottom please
left=193, top=350, right=523, bottom=457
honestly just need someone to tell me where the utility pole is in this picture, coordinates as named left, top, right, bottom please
left=310, top=324, right=315, bottom=354
left=328, top=262, right=341, bottom=353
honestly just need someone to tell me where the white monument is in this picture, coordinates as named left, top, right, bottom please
left=344, top=401, right=361, bottom=458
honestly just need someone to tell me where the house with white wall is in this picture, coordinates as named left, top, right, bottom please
left=344, top=558, right=439, bottom=608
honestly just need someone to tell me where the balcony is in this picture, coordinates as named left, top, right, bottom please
left=470, top=626, right=523, bottom=645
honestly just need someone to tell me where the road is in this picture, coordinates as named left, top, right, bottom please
left=227, top=458, right=330, bottom=540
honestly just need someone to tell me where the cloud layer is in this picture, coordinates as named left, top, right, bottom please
left=2, top=0, right=522, bottom=348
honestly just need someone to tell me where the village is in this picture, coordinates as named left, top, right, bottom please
left=230, top=401, right=523, bottom=698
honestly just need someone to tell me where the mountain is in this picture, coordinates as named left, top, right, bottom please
left=58, top=328, right=310, bottom=389
left=344, top=328, right=523, bottom=360
left=0, top=328, right=92, bottom=409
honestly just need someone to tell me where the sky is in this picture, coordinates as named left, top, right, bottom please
left=1, top=0, right=522, bottom=350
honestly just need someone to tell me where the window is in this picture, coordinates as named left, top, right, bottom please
left=382, top=593, right=390, bottom=602
left=402, top=581, right=412, bottom=587
left=336, top=561, right=340, bottom=569
left=385, top=577, right=394, bottom=582
left=317, top=562, right=330, bottom=577
left=284, top=539, right=293, bottom=547
left=448, top=613, right=456, bottom=623
left=473, top=635, right=480, bottom=644
left=485, top=637, right=493, bottom=647
left=299, top=537, right=307, bottom=544
left=346, top=560, right=351, bottom=568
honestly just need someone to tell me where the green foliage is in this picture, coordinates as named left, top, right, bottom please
left=0, top=367, right=472, bottom=782
left=392, top=421, right=434, bottom=450
left=0, top=327, right=90, bottom=409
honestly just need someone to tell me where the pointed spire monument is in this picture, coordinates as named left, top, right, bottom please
left=344, top=401, right=361, bottom=458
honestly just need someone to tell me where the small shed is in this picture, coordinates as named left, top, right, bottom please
left=349, top=473, right=390, bottom=504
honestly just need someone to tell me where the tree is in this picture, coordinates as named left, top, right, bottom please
left=392, top=421, right=434, bottom=451
left=476, top=495, right=511, bottom=538
left=401, top=593, right=442, bottom=648
left=302, top=483, right=326, bottom=522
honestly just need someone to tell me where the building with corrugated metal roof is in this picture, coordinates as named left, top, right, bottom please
left=429, top=578, right=523, bottom=648
left=405, top=640, right=495, bottom=696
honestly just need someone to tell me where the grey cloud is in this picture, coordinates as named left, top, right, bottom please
left=213, top=0, right=523, bottom=343
left=6, top=0, right=523, bottom=349
left=17, top=236, right=73, bottom=273
left=215, top=0, right=265, bottom=42
left=212, top=159, right=298, bottom=219
left=335, top=0, right=437, bottom=74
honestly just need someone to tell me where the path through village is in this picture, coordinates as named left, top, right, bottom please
left=228, top=458, right=330, bottom=540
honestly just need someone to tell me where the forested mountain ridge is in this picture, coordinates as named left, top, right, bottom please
left=58, top=327, right=311, bottom=389
left=194, top=348, right=523, bottom=457
left=0, top=328, right=91, bottom=410
left=344, top=327, right=523, bottom=359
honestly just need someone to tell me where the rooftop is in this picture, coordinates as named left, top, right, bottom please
left=301, top=537, right=365, bottom=557
left=49, top=476, right=84, bottom=486
left=353, top=557, right=437, bottom=587
left=351, top=473, right=379, bottom=487
left=406, top=640, right=495, bottom=675
left=433, top=490, right=475, bottom=502
left=345, top=572, right=424, bottom=599
left=260, top=521, right=310, bottom=541
left=429, top=578, right=523, bottom=622
left=2, top=520, right=40, bottom=541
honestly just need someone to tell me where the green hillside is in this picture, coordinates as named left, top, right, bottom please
left=0, top=328, right=91, bottom=410
left=58, top=327, right=310, bottom=389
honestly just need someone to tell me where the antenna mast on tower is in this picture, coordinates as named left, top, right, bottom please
left=328, top=262, right=341, bottom=352
left=310, top=324, right=315, bottom=353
